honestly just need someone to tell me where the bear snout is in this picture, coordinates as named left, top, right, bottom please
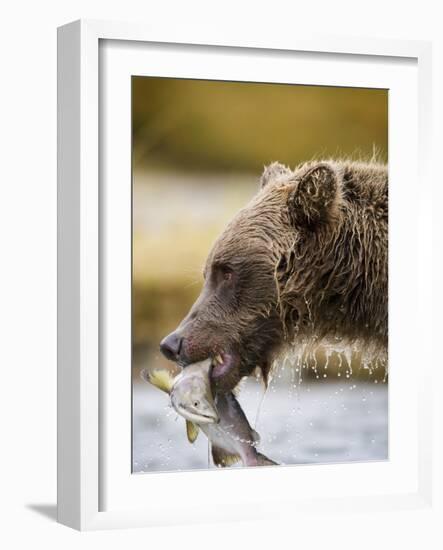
left=159, top=331, right=183, bottom=361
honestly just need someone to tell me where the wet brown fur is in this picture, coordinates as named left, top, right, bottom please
left=167, top=159, right=388, bottom=390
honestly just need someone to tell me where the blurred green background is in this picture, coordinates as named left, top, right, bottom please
left=132, top=77, right=388, bottom=377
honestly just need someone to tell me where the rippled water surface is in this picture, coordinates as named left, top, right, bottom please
left=133, top=366, right=388, bottom=473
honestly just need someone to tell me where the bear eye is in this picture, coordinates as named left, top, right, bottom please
left=218, top=264, right=233, bottom=280
left=211, top=263, right=235, bottom=288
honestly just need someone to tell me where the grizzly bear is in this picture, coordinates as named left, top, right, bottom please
left=160, top=159, right=388, bottom=390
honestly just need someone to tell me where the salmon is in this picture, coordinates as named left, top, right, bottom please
left=141, top=358, right=277, bottom=467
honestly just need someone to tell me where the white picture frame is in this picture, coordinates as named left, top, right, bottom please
left=57, top=19, right=433, bottom=531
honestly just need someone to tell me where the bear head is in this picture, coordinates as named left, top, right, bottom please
left=160, top=160, right=387, bottom=390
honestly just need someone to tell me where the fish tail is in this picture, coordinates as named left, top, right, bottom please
left=140, top=368, right=174, bottom=394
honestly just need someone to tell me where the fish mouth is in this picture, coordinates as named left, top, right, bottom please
left=175, top=405, right=219, bottom=424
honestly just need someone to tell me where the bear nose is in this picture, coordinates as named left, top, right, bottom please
left=160, top=332, right=183, bottom=361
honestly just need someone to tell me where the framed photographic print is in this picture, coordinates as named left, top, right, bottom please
left=57, top=20, right=433, bottom=530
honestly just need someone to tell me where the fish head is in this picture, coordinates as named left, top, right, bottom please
left=170, top=359, right=219, bottom=424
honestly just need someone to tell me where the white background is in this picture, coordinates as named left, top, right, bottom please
left=0, top=1, right=442, bottom=549
left=101, top=39, right=419, bottom=514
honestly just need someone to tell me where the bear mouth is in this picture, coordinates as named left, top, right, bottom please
left=210, top=351, right=239, bottom=380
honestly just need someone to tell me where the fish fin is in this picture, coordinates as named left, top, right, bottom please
left=140, top=368, right=174, bottom=394
left=186, top=421, right=199, bottom=443
left=252, top=430, right=260, bottom=444
left=211, top=446, right=241, bottom=468
left=255, top=452, right=278, bottom=466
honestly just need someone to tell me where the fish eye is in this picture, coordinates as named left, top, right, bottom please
left=194, top=401, right=199, bottom=407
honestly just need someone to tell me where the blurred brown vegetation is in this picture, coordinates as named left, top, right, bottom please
left=132, top=77, right=388, bottom=377
left=133, top=77, right=388, bottom=172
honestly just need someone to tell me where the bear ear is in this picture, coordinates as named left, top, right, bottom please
left=288, top=162, right=341, bottom=229
left=260, top=162, right=292, bottom=189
